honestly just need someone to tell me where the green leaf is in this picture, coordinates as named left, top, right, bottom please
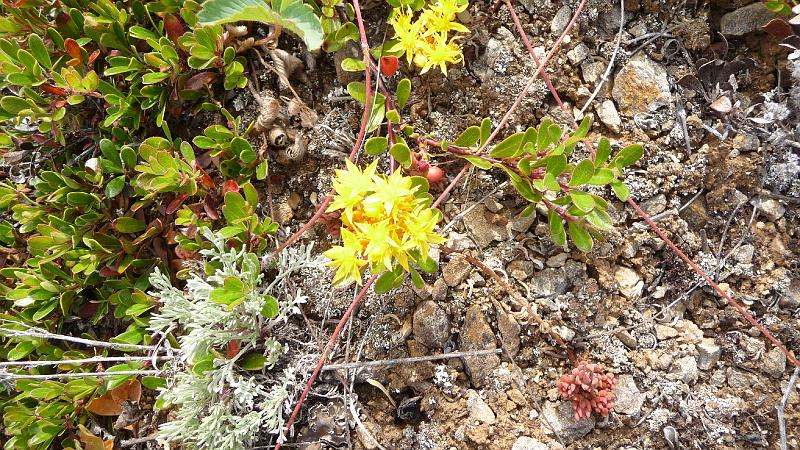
left=587, top=168, right=614, bottom=185
left=66, top=192, right=100, bottom=207
left=546, top=154, right=567, bottom=177
left=574, top=115, right=591, bottom=138
left=197, top=0, right=324, bottom=50
left=569, top=190, right=595, bottom=212
left=396, top=78, right=411, bottom=109
left=612, top=143, right=643, bottom=169
left=141, top=376, right=166, bottom=389
left=256, top=160, right=268, bottom=180
left=340, top=57, right=365, bottom=72
left=454, top=126, right=480, bottom=147
left=568, top=222, right=593, bottom=252
left=231, top=137, right=256, bottom=163
left=210, top=277, right=247, bottom=306
left=113, top=217, right=146, bottom=233
left=548, top=209, right=566, bottom=246
left=479, top=117, right=492, bottom=146
left=595, top=137, right=612, bottom=167
left=385, top=109, right=400, bottom=123
left=261, top=294, right=279, bottom=318
left=374, top=269, right=404, bottom=294
left=415, top=253, right=438, bottom=273
left=568, top=159, right=594, bottom=186
left=7, top=341, right=36, bottom=360
left=390, top=142, right=411, bottom=168
left=1, top=96, right=33, bottom=114
left=409, top=266, right=424, bottom=289
left=610, top=180, right=630, bottom=201
left=489, top=132, right=524, bottom=158
left=542, top=172, right=560, bottom=191
left=222, top=191, right=248, bottom=223
left=463, top=155, right=492, bottom=170
left=28, top=34, right=51, bottom=69
left=365, top=136, right=388, bottom=155
left=347, top=81, right=366, bottom=103
left=239, top=353, right=267, bottom=370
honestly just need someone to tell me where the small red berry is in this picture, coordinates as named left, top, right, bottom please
left=425, top=166, right=444, bottom=183
left=380, top=55, right=399, bottom=77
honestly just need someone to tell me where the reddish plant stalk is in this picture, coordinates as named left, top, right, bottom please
left=276, top=274, right=379, bottom=450
left=432, top=0, right=588, bottom=208
left=271, top=0, right=374, bottom=257
left=503, top=0, right=799, bottom=367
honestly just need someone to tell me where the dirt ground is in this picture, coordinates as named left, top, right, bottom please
left=229, top=0, right=800, bottom=448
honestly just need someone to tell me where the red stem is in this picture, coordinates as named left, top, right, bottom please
left=505, top=0, right=797, bottom=367
left=270, top=0, right=373, bottom=257
left=276, top=274, right=379, bottom=449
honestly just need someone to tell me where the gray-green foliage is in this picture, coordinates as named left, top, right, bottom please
left=148, top=228, right=324, bottom=450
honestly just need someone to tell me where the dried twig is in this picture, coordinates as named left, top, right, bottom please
left=577, top=0, right=624, bottom=116
left=322, top=348, right=502, bottom=371
left=0, top=324, right=162, bottom=352
left=2, top=370, right=161, bottom=380
left=777, top=367, right=800, bottom=450
left=1, top=355, right=171, bottom=368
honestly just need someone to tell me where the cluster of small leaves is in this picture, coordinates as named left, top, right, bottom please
left=557, top=360, right=617, bottom=420
left=451, top=116, right=643, bottom=251
left=148, top=228, right=313, bottom=450
left=323, top=160, right=444, bottom=293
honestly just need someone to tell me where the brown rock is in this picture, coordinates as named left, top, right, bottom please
left=460, top=305, right=499, bottom=387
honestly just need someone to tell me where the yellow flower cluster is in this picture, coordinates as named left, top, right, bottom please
left=323, top=160, right=446, bottom=285
left=388, top=0, right=469, bottom=75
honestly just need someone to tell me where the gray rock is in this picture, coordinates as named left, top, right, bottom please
left=541, top=401, right=595, bottom=443
left=752, top=198, right=785, bottom=221
left=530, top=267, right=572, bottom=297
left=615, top=330, right=638, bottom=349
left=655, top=324, right=678, bottom=341
left=596, top=100, right=622, bottom=133
left=732, top=133, right=759, bottom=153
left=672, top=356, right=698, bottom=385
left=484, top=197, right=503, bottom=213
left=720, top=3, right=779, bottom=36
left=780, top=280, right=800, bottom=309
left=432, top=278, right=448, bottom=302
left=732, top=244, right=755, bottom=264
left=763, top=346, right=786, bottom=378
left=447, top=231, right=474, bottom=251
left=511, top=211, right=537, bottom=233
left=466, top=390, right=496, bottom=424
left=597, top=3, right=630, bottom=38
left=696, top=338, right=721, bottom=371
left=511, top=436, right=548, bottom=450
left=413, top=300, right=450, bottom=348
left=546, top=253, right=569, bottom=267
left=469, top=271, right=486, bottom=287
left=497, top=310, right=521, bottom=356
left=613, top=374, right=644, bottom=416
left=612, top=53, right=671, bottom=116
left=460, top=305, right=499, bottom=387
left=443, top=254, right=471, bottom=287
left=567, top=43, right=590, bottom=65
left=641, top=194, right=667, bottom=216
left=551, top=6, right=572, bottom=35
left=507, top=260, right=535, bottom=281
left=674, top=319, right=703, bottom=344
left=581, top=61, right=605, bottom=85
left=464, top=205, right=506, bottom=248
left=726, top=368, right=758, bottom=389
left=615, top=266, right=643, bottom=299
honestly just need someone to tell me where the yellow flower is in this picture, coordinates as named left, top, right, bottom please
left=419, top=9, right=469, bottom=35
left=388, top=8, right=424, bottom=63
left=324, top=162, right=445, bottom=286
left=418, top=33, right=463, bottom=75
left=323, top=228, right=367, bottom=285
left=328, top=159, right=378, bottom=224
left=428, top=0, right=468, bottom=20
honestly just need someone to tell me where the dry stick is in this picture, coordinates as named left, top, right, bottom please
left=628, top=198, right=799, bottom=368
left=1, top=355, right=171, bottom=368
left=270, top=0, right=374, bottom=258
left=2, top=370, right=161, bottom=380
left=276, top=273, right=379, bottom=450
left=440, top=246, right=576, bottom=362
left=777, top=367, right=800, bottom=450
left=576, top=0, right=624, bottom=116
left=0, top=326, right=160, bottom=352
left=431, top=0, right=588, bottom=209
left=322, top=348, right=502, bottom=371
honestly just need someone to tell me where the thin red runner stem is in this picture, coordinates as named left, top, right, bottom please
left=275, top=274, right=379, bottom=450
left=271, top=0, right=373, bottom=257
left=628, top=199, right=799, bottom=367
left=503, top=0, right=798, bottom=367
left=433, top=0, right=588, bottom=208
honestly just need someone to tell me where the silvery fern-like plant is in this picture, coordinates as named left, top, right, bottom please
left=148, top=228, right=325, bottom=449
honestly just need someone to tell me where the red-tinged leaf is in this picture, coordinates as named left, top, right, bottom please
left=86, top=380, right=141, bottom=416
left=64, top=38, right=82, bottom=62
left=380, top=55, right=399, bottom=77
left=198, top=167, right=215, bottom=189
left=99, top=266, right=120, bottom=277
left=56, top=11, right=70, bottom=26
left=166, top=87, right=182, bottom=118
left=88, top=50, right=101, bottom=65
left=763, top=18, right=793, bottom=40
left=41, top=83, right=68, bottom=97
left=79, top=302, right=98, bottom=319
left=203, top=194, right=220, bottom=220
left=164, top=14, right=185, bottom=43
left=226, top=339, right=241, bottom=359
left=53, top=99, right=68, bottom=108
left=185, top=71, right=217, bottom=90
left=152, top=237, right=169, bottom=262
left=166, top=194, right=188, bottom=214
left=222, top=180, right=239, bottom=196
